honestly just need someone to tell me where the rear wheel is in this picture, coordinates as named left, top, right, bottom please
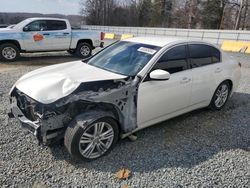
left=75, top=42, right=92, bottom=59
left=0, top=43, right=20, bottom=62
left=210, top=81, right=231, bottom=110
left=64, top=117, right=119, bottom=161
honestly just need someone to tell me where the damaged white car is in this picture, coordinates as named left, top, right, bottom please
left=9, top=37, right=241, bottom=161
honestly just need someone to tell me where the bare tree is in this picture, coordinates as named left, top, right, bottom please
left=79, top=0, right=250, bottom=29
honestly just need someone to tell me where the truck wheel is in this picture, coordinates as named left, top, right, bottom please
left=76, top=42, right=92, bottom=58
left=0, top=43, right=20, bottom=62
left=64, top=117, right=119, bottom=161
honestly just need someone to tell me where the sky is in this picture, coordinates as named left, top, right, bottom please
left=0, top=0, right=80, bottom=15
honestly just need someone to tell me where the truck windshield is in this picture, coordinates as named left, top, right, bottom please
left=13, top=19, right=31, bottom=29
left=87, top=41, right=161, bottom=76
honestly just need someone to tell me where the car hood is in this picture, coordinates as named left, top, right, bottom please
left=11, top=61, right=127, bottom=104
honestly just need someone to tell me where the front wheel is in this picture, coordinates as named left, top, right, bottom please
left=0, top=43, right=20, bottom=62
left=210, top=81, right=231, bottom=110
left=75, top=42, right=92, bottom=58
left=64, top=117, right=119, bottom=161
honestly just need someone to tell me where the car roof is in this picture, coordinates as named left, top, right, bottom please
left=123, top=36, right=187, bottom=47
left=123, top=36, right=216, bottom=48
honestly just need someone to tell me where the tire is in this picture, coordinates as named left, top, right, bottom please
left=75, top=42, right=92, bottom=59
left=0, top=43, right=20, bottom=62
left=64, top=117, right=119, bottom=161
left=67, top=49, right=75, bottom=55
left=209, top=81, right=231, bottom=110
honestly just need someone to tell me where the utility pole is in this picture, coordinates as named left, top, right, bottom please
left=242, top=0, right=249, bottom=29
left=187, top=0, right=198, bottom=29
left=235, top=0, right=244, bottom=30
left=219, top=0, right=226, bottom=29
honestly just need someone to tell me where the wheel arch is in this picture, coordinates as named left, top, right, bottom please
left=77, top=39, right=93, bottom=49
left=214, top=79, right=233, bottom=95
left=65, top=101, right=123, bottom=133
left=0, top=40, right=22, bottom=50
left=224, top=79, right=233, bottom=92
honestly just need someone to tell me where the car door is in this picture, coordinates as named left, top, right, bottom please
left=188, top=44, right=222, bottom=106
left=22, top=20, right=51, bottom=51
left=137, top=44, right=192, bottom=128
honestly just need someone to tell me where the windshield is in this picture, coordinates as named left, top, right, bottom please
left=87, top=41, right=161, bottom=76
left=13, top=19, right=31, bottom=29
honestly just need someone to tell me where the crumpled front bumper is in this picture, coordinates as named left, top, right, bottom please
left=8, top=98, right=42, bottom=143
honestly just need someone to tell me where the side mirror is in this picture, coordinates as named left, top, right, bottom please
left=23, top=26, right=30, bottom=32
left=149, top=69, right=170, bottom=80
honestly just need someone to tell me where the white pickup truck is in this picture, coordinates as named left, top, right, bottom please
left=0, top=18, right=104, bottom=61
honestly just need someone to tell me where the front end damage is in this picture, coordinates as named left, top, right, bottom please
left=9, top=76, right=141, bottom=145
left=9, top=88, right=72, bottom=144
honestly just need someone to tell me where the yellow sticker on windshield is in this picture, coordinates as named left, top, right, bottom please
left=137, top=47, right=157, bottom=55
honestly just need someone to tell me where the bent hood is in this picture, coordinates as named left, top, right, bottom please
left=12, top=61, right=127, bottom=104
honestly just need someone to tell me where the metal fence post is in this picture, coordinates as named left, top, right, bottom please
left=217, top=32, right=221, bottom=44
left=236, top=32, right=240, bottom=41
left=202, top=31, right=205, bottom=40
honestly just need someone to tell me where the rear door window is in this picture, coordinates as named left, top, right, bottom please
left=46, top=20, right=67, bottom=30
left=188, top=44, right=221, bottom=68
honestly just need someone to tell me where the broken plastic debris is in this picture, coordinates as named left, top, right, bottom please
left=128, top=134, right=137, bottom=141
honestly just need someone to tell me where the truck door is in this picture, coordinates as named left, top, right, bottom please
left=22, top=20, right=51, bottom=51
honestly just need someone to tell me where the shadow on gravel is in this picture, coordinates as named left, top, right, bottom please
left=0, top=52, right=80, bottom=67
left=49, top=92, right=250, bottom=173
left=18, top=56, right=80, bottom=66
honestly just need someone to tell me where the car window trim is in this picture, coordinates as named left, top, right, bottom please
left=187, top=42, right=222, bottom=69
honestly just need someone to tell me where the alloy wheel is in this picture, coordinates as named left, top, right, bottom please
left=214, top=84, right=229, bottom=108
left=78, top=122, right=114, bottom=159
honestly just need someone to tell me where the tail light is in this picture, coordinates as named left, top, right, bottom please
left=101, top=32, right=105, bottom=40
left=238, top=62, right=242, bottom=68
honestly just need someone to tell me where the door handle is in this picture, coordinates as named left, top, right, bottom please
left=215, top=68, right=222, bottom=73
left=180, top=77, right=191, bottom=84
left=63, top=33, right=70, bottom=35
left=43, top=33, right=50, bottom=36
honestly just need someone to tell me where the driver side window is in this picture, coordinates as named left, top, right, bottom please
left=153, top=45, right=188, bottom=74
left=24, top=20, right=47, bottom=32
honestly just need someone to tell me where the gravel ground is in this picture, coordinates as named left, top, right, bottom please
left=0, top=49, right=250, bottom=187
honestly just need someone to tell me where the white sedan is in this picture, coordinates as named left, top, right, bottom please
left=9, top=37, right=242, bottom=161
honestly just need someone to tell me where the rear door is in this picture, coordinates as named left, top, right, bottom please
left=188, top=43, right=222, bottom=105
left=45, top=20, right=71, bottom=50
